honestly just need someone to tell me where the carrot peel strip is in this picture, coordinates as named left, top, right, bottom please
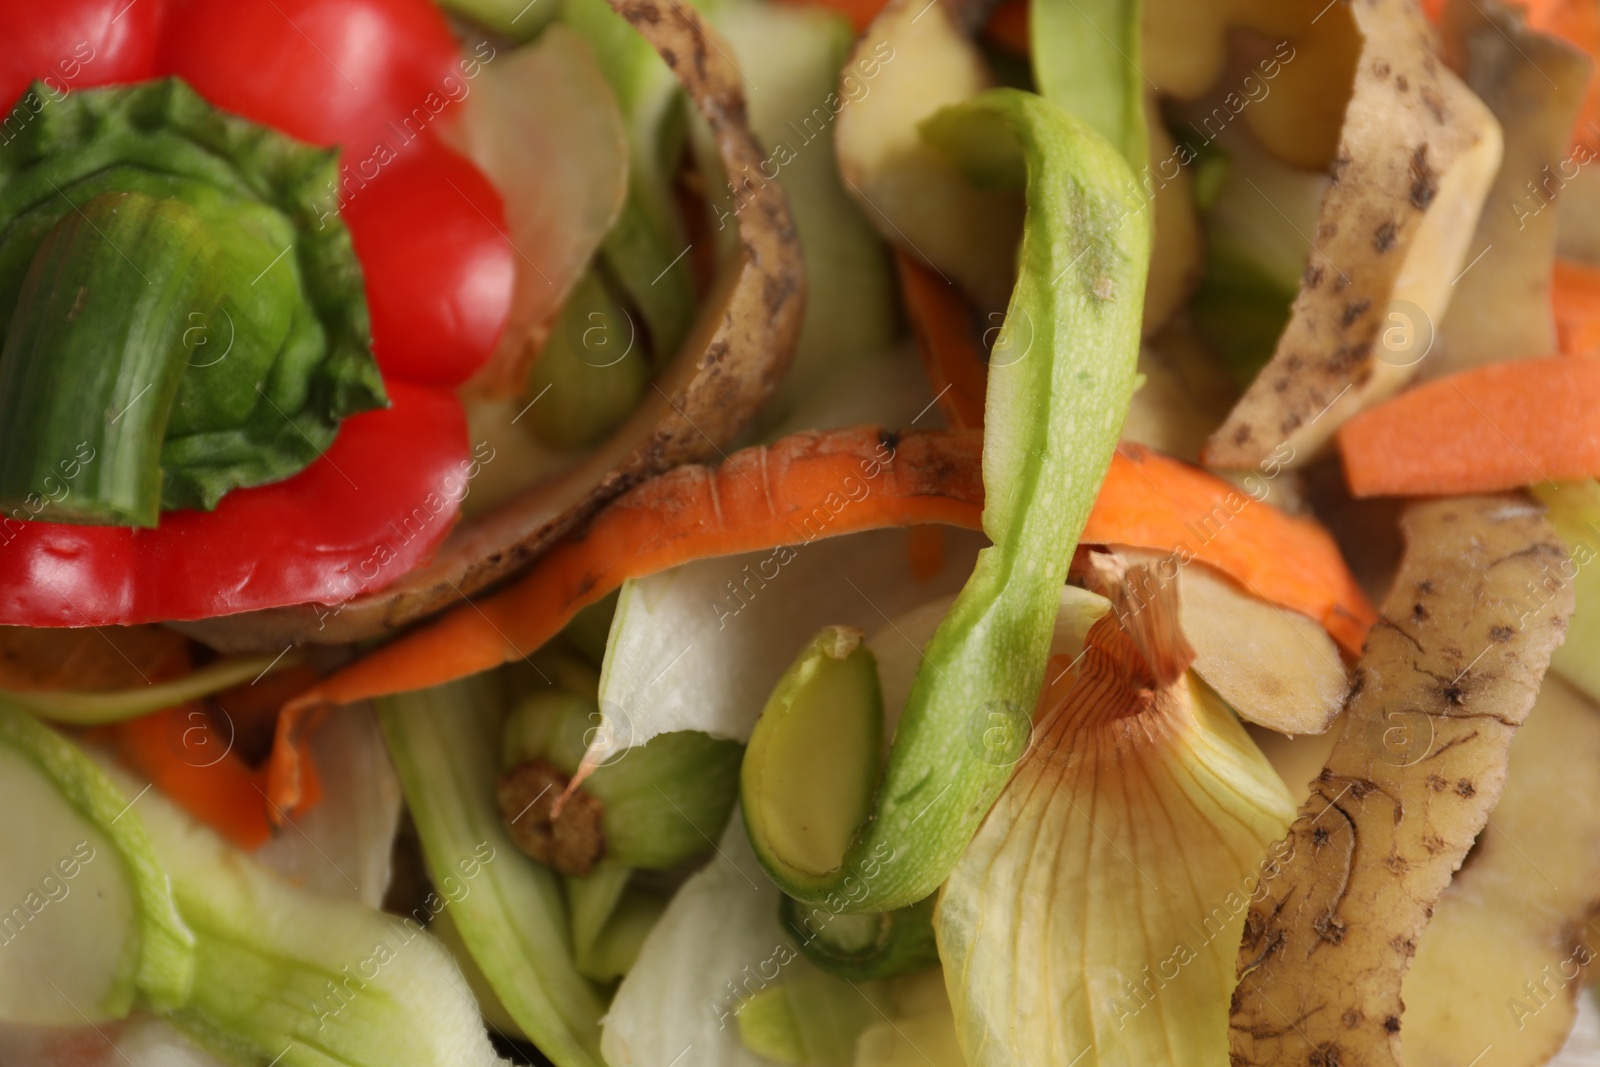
left=1338, top=354, right=1600, bottom=497
left=110, top=706, right=277, bottom=850
left=272, top=429, right=1372, bottom=813
left=1086, top=445, right=1376, bottom=656
left=896, top=251, right=988, bottom=430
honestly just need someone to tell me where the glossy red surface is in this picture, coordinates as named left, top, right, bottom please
left=0, top=382, right=471, bottom=625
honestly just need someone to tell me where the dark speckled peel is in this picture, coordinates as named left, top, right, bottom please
left=1203, top=0, right=1502, bottom=471
left=1230, top=493, right=1572, bottom=1067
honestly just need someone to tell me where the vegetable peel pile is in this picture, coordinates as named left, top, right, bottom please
left=2, top=0, right=1600, bottom=1065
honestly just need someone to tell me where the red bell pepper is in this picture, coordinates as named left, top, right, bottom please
left=0, top=0, right=517, bottom=625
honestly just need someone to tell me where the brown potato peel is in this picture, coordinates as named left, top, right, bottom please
left=1204, top=0, right=1502, bottom=470
left=176, top=0, right=805, bottom=653
left=1230, top=494, right=1572, bottom=1067
left=1425, top=0, right=1591, bottom=379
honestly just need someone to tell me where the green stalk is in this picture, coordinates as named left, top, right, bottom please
left=0, top=78, right=382, bottom=519
left=781, top=893, right=940, bottom=982
left=4, top=651, right=302, bottom=725
left=746, top=89, right=1149, bottom=912
left=564, top=0, right=696, bottom=363
left=0, top=192, right=219, bottom=525
left=376, top=675, right=607, bottom=1067
left=1029, top=0, right=1147, bottom=172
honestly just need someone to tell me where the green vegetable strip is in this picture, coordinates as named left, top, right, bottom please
left=0, top=78, right=382, bottom=516
left=434, top=0, right=554, bottom=40
left=0, top=191, right=219, bottom=526
left=377, top=676, right=607, bottom=1067
left=4, top=651, right=301, bottom=725
left=564, top=0, right=697, bottom=364
left=1029, top=0, right=1147, bottom=172
left=523, top=267, right=650, bottom=450
left=92, top=757, right=506, bottom=1067
left=766, top=90, right=1149, bottom=912
left=0, top=700, right=195, bottom=1013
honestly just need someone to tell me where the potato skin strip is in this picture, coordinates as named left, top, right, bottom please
left=1204, top=0, right=1502, bottom=468
left=1230, top=494, right=1572, bottom=1067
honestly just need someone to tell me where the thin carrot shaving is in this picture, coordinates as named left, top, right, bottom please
left=271, top=429, right=1371, bottom=813
left=1555, top=258, right=1600, bottom=354
left=109, top=706, right=277, bottom=850
left=1085, top=444, right=1376, bottom=656
left=1338, top=354, right=1600, bottom=498
left=896, top=251, right=988, bottom=430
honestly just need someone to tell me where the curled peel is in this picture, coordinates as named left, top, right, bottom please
left=179, top=4, right=805, bottom=652
left=1204, top=0, right=1503, bottom=470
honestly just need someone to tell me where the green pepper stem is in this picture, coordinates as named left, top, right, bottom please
left=0, top=191, right=219, bottom=526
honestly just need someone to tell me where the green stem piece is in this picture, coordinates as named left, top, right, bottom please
left=4, top=651, right=301, bottom=726
left=781, top=893, right=940, bottom=982
left=377, top=674, right=607, bottom=1067
left=1029, top=0, right=1147, bottom=172
left=744, top=89, right=1149, bottom=913
left=0, top=191, right=218, bottom=525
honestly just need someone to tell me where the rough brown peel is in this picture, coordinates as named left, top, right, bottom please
left=1204, top=0, right=1501, bottom=470
left=178, top=0, right=805, bottom=652
left=1230, top=494, right=1571, bottom=1067
left=1425, top=0, right=1591, bottom=379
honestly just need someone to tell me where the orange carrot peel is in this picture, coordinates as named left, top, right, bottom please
left=1555, top=258, right=1600, bottom=355
left=272, top=427, right=1373, bottom=814
left=896, top=252, right=988, bottom=430
left=1338, top=354, right=1600, bottom=498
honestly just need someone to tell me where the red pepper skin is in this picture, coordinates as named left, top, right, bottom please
left=0, top=0, right=166, bottom=113
left=345, top=138, right=516, bottom=387
left=0, top=383, right=472, bottom=626
left=161, top=0, right=512, bottom=387
left=0, top=0, right=522, bottom=625
left=157, top=0, right=462, bottom=155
